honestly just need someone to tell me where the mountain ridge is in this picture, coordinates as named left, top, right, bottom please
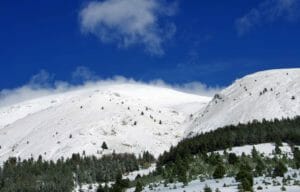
left=1, top=68, right=300, bottom=163
left=0, top=83, right=210, bottom=163
left=186, top=68, right=300, bottom=136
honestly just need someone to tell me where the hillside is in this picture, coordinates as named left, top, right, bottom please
left=0, top=83, right=210, bottom=163
left=186, top=68, right=300, bottom=136
left=1, top=68, right=300, bottom=164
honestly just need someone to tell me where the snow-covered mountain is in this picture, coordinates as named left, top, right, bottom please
left=1, top=68, right=300, bottom=164
left=0, top=83, right=210, bottom=163
left=186, top=68, right=300, bottom=137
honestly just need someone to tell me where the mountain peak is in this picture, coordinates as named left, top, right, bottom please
left=0, top=83, right=210, bottom=163
left=186, top=68, right=300, bottom=136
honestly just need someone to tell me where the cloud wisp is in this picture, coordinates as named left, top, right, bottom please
left=236, top=0, right=300, bottom=35
left=79, top=0, right=177, bottom=55
left=71, top=66, right=99, bottom=83
left=0, top=68, right=221, bottom=107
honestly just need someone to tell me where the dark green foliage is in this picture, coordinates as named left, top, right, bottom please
left=0, top=152, right=154, bottom=192
left=251, top=146, right=259, bottom=159
left=102, top=142, right=108, bottom=150
left=228, top=153, right=239, bottom=164
left=203, top=185, right=212, bottom=192
left=207, top=153, right=222, bottom=165
left=275, top=143, right=281, bottom=155
left=135, top=174, right=141, bottom=180
left=236, top=167, right=253, bottom=192
left=240, top=178, right=253, bottom=192
left=213, top=164, right=226, bottom=179
left=103, top=184, right=110, bottom=192
left=293, top=148, right=300, bottom=168
left=236, top=170, right=253, bottom=185
left=175, top=155, right=189, bottom=184
left=134, top=181, right=143, bottom=192
left=275, top=137, right=283, bottom=146
left=273, top=161, right=287, bottom=177
left=1, top=117, right=299, bottom=191
left=97, top=185, right=105, bottom=192
left=139, top=151, right=155, bottom=167
left=150, top=117, right=300, bottom=187
left=255, top=158, right=266, bottom=176
left=158, top=117, right=300, bottom=167
left=110, top=172, right=130, bottom=192
left=136, top=146, right=295, bottom=190
left=0, top=156, right=74, bottom=192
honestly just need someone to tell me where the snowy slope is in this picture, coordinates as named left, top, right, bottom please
left=214, top=143, right=295, bottom=158
left=125, top=170, right=300, bottom=192
left=0, top=83, right=210, bottom=163
left=186, top=68, right=300, bottom=136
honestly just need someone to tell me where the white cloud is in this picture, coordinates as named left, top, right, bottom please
left=0, top=68, right=221, bottom=107
left=28, top=70, right=55, bottom=88
left=71, top=66, right=99, bottom=82
left=0, top=70, right=62, bottom=107
left=79, top=0, right=177, bottom=55
left=148, top=79, right=222, bottom=96
left=236, top=0, right=299, bottom=35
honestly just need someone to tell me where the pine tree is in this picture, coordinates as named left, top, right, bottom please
left=293, top=148, right=300, bottom=169
left=228, top=153, right=238, bottom=164
left=204, top=185, right=212, bottom=192
left=213, top=163, right=226, bottom=179
left=102, top=142, right=108, bottom=150
left=251, top=146, right=259, bottom=159
left=275, top=143, right=281, bottom=155
left=255, top=158, right=265, bottom=176
left=240, top=177, right=252, bottom=192
left=175, top=155, right=189, bottom=185
left=236, top=165, right=253, bottom=192
left=97, top=184, right=104, bottom=192
left=273, top=161, right=287, bottom=177
left=134, top=181, right=143, bottom=192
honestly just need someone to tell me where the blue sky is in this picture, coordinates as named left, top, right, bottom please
left=1, top=0, right=300, bottom=91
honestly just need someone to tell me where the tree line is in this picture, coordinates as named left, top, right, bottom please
left=0, top=152, right=155, bottom=192
left=158, top=116, right=300, bottom=166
